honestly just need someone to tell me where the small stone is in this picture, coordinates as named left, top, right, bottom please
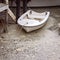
left=1, top=36, right=4, bottom=38
left=16, top=48, right=22, bottom=52
left=58, top=23, right=60, bottom=28
left=1, top=46, right=4, bottom=49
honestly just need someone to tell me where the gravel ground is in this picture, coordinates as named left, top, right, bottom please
left=0, top=7, right=60, bottom=60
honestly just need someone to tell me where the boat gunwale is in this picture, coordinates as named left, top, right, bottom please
left=17, top=10, right=50, bottom=27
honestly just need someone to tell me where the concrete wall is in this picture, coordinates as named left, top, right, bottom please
left=27, top=0, right=60, bottom=7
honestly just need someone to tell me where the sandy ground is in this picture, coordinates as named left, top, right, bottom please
left=0, top=7, right=60, bottom=60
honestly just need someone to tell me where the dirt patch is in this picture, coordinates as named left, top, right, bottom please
left=48, top=15, right=60, bottom=35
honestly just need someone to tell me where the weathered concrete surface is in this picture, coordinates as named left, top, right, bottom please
left=0, top=7, right=60, bottom=60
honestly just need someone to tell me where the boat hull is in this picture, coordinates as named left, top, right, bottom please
left=22, top=21, right=46, bottom=32
left=17, top=10, right=50, bottom=32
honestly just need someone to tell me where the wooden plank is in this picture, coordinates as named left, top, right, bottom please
left=0, top=3, right=8, bottom=12
left=8, top=8, right=16, bottom=22
left=5, top=0, right=16, bottom=22
left=5, top=0, right=8, bottom=4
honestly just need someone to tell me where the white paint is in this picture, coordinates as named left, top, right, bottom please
left=17, top=10, right=50, bottom=32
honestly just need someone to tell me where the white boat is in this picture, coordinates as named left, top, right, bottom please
left=17, top=10, right=50, bottom=32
